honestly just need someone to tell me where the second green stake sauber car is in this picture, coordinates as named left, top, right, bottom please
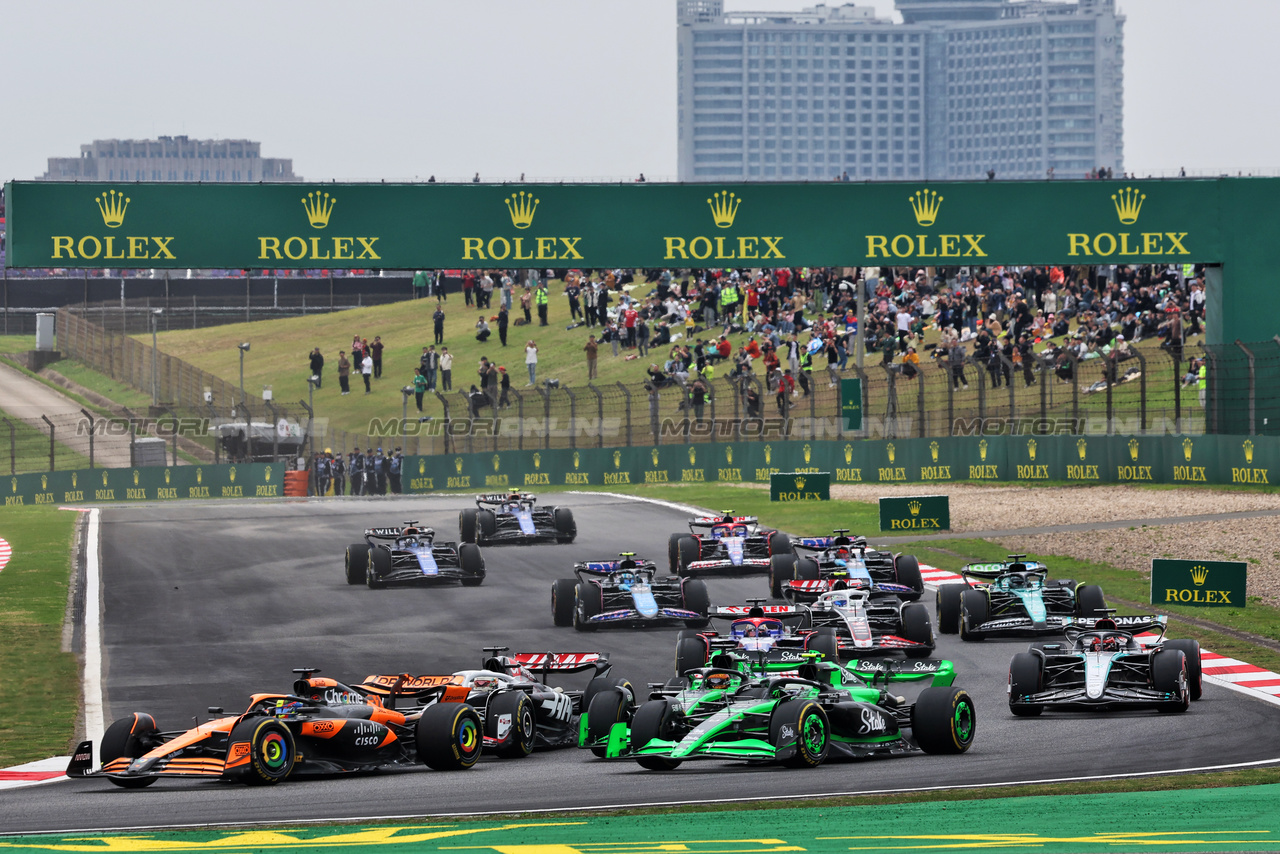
left=578, top=655, right=975, bottom=769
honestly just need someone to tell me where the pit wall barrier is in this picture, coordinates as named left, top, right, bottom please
left=3, top=435, right=1272, bottom=506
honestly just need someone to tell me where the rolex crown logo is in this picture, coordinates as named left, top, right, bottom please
left=11, top=477, right=16, bottom=493
left=1027, top=439, right=1037, bottom=461
left=613, top=450, right=621, bottom=468
left=929, top=441, right=939, bottom=463
left=844, top=443, right=853, bottom=464
left=1128, top=438, right=1140, bottom=462
left=764, top=445, right=772, bottom=464
left=41, top=474, right=48, bottom=490
left=72, top=472, right=78, bottom=488
left=164, top=469, right=170, bottom=484
left=1243, top=439, right=1254, bottom=464
left=573, top=451, right=581, bottom=470
left=95, top=189, right=130, bottom=228
left=979, top=439, right=988, bottom=462
left=1111, top=187, right=1145, bottom=225
left=418, top=459, right=426, bottom=475
left=103, top=471, right=110, bottom=486
left=229, top=466, right=237, bottom=483
left=652, top=448, right=660, bottom=466
left=1077, top=438, right=1087, bottom=460
left=908, top=189, right=943, bottom=227
left=795, top=476, right=806, bottom=490
left=688, top=447, right=696, bottom=465
left=725, top=446, right=733, bottom=464
left=301, top=191, right=336, bottom=229
left=707, top=191, right=741, bottom=229
left=133, top=470, right=140, bottom=486
left=196, top=468, right=203, bottom=484
left=803, top=443, right=812, bottom=464
left=1190, top=565, right=1209, bottom=587
left=908, top=500, right=921, bottom=516
left=534, top=452, right=542, bottom=469
left=454, top=457, right=464, bottom=474
left=887, top=443, right=896, bottom=464
left=264, top=465, right=272, bottom=481
left=493, top=454, right=501, bottom=472
left=1183, top=437, right=1194, bottom=462
left=504, top=191, right=539, bottom=230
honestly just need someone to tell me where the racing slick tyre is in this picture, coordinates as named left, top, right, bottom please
left=228, top=717, right=297, bottom=785
left=585, top=687, right=633, bottom=758
left=681, top=578, right=711, bottom=628
left=345, top=544, right=369, bottom=585
left=1152, top=649, right=1191, bottom=713
left=805, top=627, right=840, bottom=662
left=584, top=676, right=635, bottom=721
left=100, top=713, right=159, bottom=788
left=554, top=507, right=577, bottom=543
left=477, top=509, right=497, bottom=542
left=936, top=584, right=965, bottom=634
left=676, top=536, right=701, bottom=577
left=894, top=555, right=924, bottom=600
left=768, top=532, right=793, bottom=558
left=366, top=547, right=390, bottom=589
left=1075, top=584, right=1108, bottom=618
left=900, top=602, right=935, bottom=658
left=458, top=543, right=486, bottom=587
left=912, top=686, right=976, bottom=754
left=485, top=691, right=536, bottom=758
left=416, top=702, right=483, bottom=770
left=1163, top=639, right=1203, bottom=701
left=631, top=699, right=682, bottom=770
left=552, top=578, right=578, bottom=626
left=573, top=581, right=602, bottom=632
left=676, top=629, right=704, bottom=643
left=959, top=589, right=989, bottom=641
left=770, top=699, right=829, bottom=768
left=675, top=636, right=709, bottom=676
left=667, top=533, right=686, bottom=574
left=1008, top=652, right=1045, bottom=717
left=794, top=557, right=820, bottom=583
left=770, top=554, right=798, bottom=598
left=459, top=508, right=479, bottom=544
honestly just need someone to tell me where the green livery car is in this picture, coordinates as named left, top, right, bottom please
left=579, top=655, right=975, bottom=770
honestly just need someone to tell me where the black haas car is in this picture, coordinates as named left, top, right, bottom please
left=460, top=492, right=576, bottom=545
left=345, top=522, right=484, bottom=589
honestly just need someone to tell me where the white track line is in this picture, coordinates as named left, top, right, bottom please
left=84, top=508, right=104, bottom=747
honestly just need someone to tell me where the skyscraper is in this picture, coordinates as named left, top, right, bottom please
left=677, top=0, right=1124, bottom=181
left=39, top=137, right=298, bottom=183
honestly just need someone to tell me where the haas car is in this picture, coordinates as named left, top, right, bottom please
left=1008, top=616, right=1203, bottom=715
left=668, top=512, right=791, bottom=577
left=937, top=555, right=1107, bottom=641
left=674, top=602, right=843, bottom=676
left=345, top=522, right=484, bottom=589
left=801, top=586, right=935, bottom=659
left=579, top=654, right=974, bottom=769
left=460, top=492, right=576, bottom=545
left=552, top=553, right=710, bottom=631
left=67, top=668, right=495, bottom=787
left=770, top=530, right=923, bottom=600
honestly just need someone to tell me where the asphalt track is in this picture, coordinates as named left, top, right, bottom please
left=5, top=492, right=1280, bottom=835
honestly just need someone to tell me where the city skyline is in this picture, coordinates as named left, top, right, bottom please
left=4, top=0, right=1279, bottom=184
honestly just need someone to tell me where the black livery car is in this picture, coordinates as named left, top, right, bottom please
left=345, top=523, right=484, bottom=589
left=460, top=492, right=576, bottom=545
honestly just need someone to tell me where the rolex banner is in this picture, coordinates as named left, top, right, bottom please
left=878, top=495, right=951, bottom=533
left=840, top=378, right=863, bottom=431
left=1151, top=559, right=1248, bottom=608
left=769, top=472, right=830, bottom=502
left=3, top=463, right=282, bottom=506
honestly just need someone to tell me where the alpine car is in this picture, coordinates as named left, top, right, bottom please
left=579, top=654, right=975, bottom=769
left=798, top=585, right=935, bottom=659
left=668, top=512, right=792, bottom=578
left=674, top=602, right=842, bottom=676
left=66, top=668, right=491, bottom=787
left=460, top=492, right=576, bottom=545
left=552, top=553, right=711, bottom=631
left=345, top=523, right=484, bottom=589
left=769, top=530, right=923, bottom=600
left=1008, top=616, right=1203, bottom=715
left=936, top=555, right=1107, bottom=640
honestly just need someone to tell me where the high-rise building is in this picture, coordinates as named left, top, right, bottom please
left=677, top=0, right=1123, bottom=181
left=39, top=137, right=299, bottom=182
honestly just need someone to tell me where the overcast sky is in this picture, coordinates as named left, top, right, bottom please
left=4, top=0, right=1278, bottom=184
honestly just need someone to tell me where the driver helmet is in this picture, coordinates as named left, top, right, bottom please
left=705, top=672, right=735, bottom=690
left=274, top=700, right=303, bottom=717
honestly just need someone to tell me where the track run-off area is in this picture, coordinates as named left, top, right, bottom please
left=3, top=492, right=1280, bottom=843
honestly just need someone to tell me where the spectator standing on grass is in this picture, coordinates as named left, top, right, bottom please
left=440, top=347, right=453, bottom=390
left=309, top=347, right=324, bottom=388
left=371, top=336, right=385, bottom=379
left=413, top=368, right=427, bottom=412
left=421, top=345, right=439, bottom=391
left=567, top=279, right=582, bottom=321
left=535, top=282, right=549, bottom=326
left=413, top=270, right=429, bottom=299
left=501, top=274, right=514, bottom=311
left=584, top=335, right=598, bottom=379
left=463, top=272, right=475, bottom=306
left=637, top=317, right=650, bottom=356
left=520, top=287, right=533, bottom=325
left=498, top=367, right=511, bottom=408
left=480, top=273, right=494, bottom=309
left=584, top=283, right=598, bottom=328
left=361, top=351, right=373, bottom=394
left=337, top=351, right=351, bottom=395
left=525, top=340, right=538, bottom=385
left=433, top=304, right=446, bottom=344
left=390, top=449, right=403, bottom=494
left=498, top=305, right=509, bottom=346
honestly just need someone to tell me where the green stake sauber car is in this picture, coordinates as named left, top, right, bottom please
left=579, top=655, right=975, bottom=769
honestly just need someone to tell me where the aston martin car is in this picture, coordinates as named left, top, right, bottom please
left=937, top=555, right=1107, bottom=640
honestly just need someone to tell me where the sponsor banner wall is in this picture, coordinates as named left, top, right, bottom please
left=2, top=463, right=282, bottom=506
left=769, top=472, right=831, bottom=502
left=1151, top=559, right=1248, bottom=608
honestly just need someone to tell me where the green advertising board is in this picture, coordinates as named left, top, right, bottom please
left=878, top=495, right=951, bottom=533
left=769, top=471, right=830, bottom=502
left=1151, top=559, right=1248, bottom=608
left=2, top=463, right=283, bottom=506
left=840, top=377, right=863, bottom=431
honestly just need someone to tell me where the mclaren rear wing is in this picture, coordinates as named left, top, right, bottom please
left=357, top=674, right=468, bottom=705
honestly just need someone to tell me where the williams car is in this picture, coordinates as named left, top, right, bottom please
left=345, top=523, right=484, bottom=589
left=460, top=492, right=576, bottom=545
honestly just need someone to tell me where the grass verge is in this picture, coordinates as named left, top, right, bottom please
left=0, top=507, right=80, bottom=766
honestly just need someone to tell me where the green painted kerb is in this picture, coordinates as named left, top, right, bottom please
left=2, top=784, right=1278, bottom=853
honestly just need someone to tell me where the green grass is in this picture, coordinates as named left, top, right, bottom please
left=48, top=359, right=155, bottom=411
left=0, top=334, right=38, bottom=353
left=0, top=506, right=81, bottom=766
left=0, top=405, right=92, bottom=475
